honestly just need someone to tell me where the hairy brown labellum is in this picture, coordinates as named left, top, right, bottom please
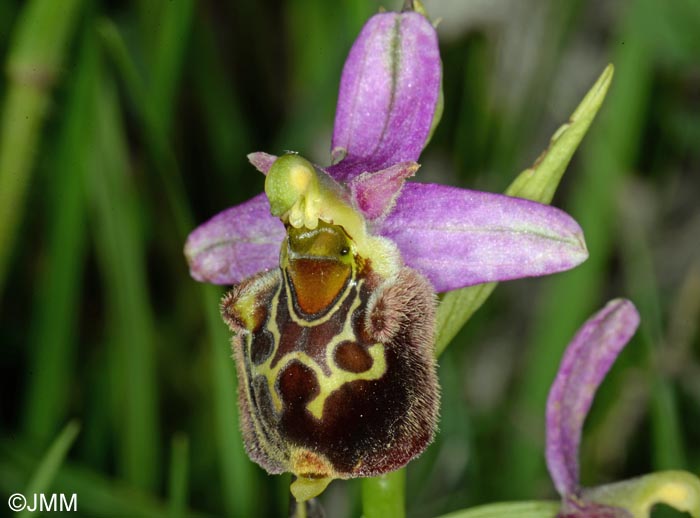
left=221, top=222, right=439, bottom=480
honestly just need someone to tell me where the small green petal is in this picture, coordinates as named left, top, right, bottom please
left=362, top=470, right=406, bottom=518
left=583, top=470, right=700, bottom=518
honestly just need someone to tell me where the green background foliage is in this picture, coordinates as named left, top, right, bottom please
left=1, top=0, right=698, bottom=516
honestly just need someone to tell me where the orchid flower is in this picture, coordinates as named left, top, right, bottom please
left=184, top=4, right=589, bottom=503
left=546, top=299, right=700, bottom=518
left=184, top=9, right=587, bottom=292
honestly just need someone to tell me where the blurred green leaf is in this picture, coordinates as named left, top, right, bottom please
left=619, top=192, right=686, bottom=469
left=89, top=61, right=160, bottom=491
left=436, top=500, right=558, bottom=518
left=0, top=0, right=83, bottom=295
left=0, top=436, right=208, bottom=518
left=97, top=18, right=192, bottom=235
left=190, top=15, right=250, bottom=183
left=168, top=434, right=189, bottom=518
left=22, top=23, right=96, bottom=442
left=150, top=0, right=194, bottom=134
left=203, top=284, right=258, bottom=517
left=18, top=421, right=80, bottom=518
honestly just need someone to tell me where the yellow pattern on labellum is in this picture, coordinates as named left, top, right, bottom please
left=222, top=155, right=440, bottom=502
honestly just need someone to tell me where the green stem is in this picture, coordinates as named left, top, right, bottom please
left=361, top=469, right=406, bottom=518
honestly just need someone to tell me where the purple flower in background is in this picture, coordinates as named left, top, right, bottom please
left=184, top=5, right=591, bottom=499
left=546, top=299, right=700, bottom=518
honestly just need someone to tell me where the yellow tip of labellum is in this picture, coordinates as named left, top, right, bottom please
left=290, top=476, right=333, bottom=502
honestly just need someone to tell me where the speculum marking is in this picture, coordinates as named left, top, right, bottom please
left=334, top=341, right=373, bottom=373
left=252, top=277, right=387, bottom=421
